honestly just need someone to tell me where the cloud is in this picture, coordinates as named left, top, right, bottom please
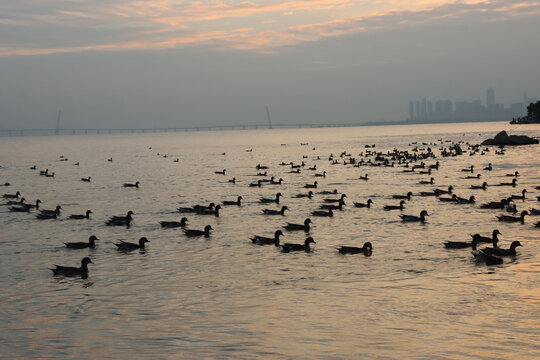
left=1, top=0, right=539, bottom=57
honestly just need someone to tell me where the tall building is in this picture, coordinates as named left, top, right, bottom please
left=409, top=101, right=414, bottom=120
left=486, top=88, right=495, bottom=107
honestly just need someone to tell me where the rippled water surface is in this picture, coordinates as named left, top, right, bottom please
left=1, top=122, right=539, bottom=359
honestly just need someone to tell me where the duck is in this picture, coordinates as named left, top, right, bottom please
left=81, top=176, right=91, bottom=182
left=260, top=193, right=282, bottom=204
left=444, top=234, right=480, bottom=249
left=294, top=191, right=313, bottom=199
left=36, top=212, right=58, bottom=220
left=434, top=186, right=453, bottom=196
left=510, top=189, right=527, bottom=200
left=262, top=206, right=288, bottom=216
left=5, top=197, right=25, bottom=206
left=64, top=235, right=99, bottom=249
left=480, top=198, right=510, bottom=209
left=354, top=199, right=373, bottom=208
left=497, top=210, right=528, bottom=223
left=484, top=163, right=492, bottom=171
left=439, top=194, right=458, bottom=202
left=304, top=181, right=318, bottom=189
left=470, top=182, right=488, bottom=190
left=320, top=200, right=344, bottom=210
left=39, top=169, right=49, bottom=176
left=289, top=169, right=301, bottom=174
left=482, top=241, right=522, bottom=257
left=215, top=169, right=226, bottom=175
left=106, top=211, right=134, bottom=226
left=323, top=194, right=346, bottom=203
left=184, top=225, right=213, bottom=237
left=270, top=178, right=283, bottom=185
left=472, top=250, right=503, bottom=265
left=249, top=180, right=263, bottom=187
left=314, top=171, right=326, bottom=177
left=465, top=174, right=481, bottom=179
left=256, top=164, right=269, bottom=170
left=281, top=237, right=316, bottom=253
left=470, top=229, right=501, bottom=244
left=495, top=178, right=517, bottom=187
left=9, top=205, right=30, bottom=212
left=530, top=208, right=540, bottom=215
left=392, top=192, right=413, bottom=200
left=359, top=174, right=368, bottom=181
left=418, top=168, right=432, bottom=175
left=337, top=242, right=373, bottom=255
left=196, top=205, right=221, bottom=217
left=108, top=158, right=113, bottom=162
left=505, top=171, right=519, bottom=177
left=223, top=196, right=242, bottom=206
left=228, top=177, right=236, bottom=184
left=250, top=230, right=283, bottom=246
left=123, top=181, right=139, bottom=188
left=283, top=218, right=311, bottom=231
left=115, top=237, right=150, bottom=251
left=25, top=199, right=41, bottom=209
left=400, top=210, right=429, bottom=223
left=384, top=200, right=405, bottom=211
left=311, top=208, right=333, bottom=217
left=418, top=177, right=435, bottom=185
left=455, top=195, right=475, bottom=204
left=69, top=210, right=92, bottom=219
left=461, top=165, right=474, bottom=173
left=2, top=191, right=20, bottom=199
left=506, top=203, right=517, bottom=213
left=51, top=257, right=93, bottom=277
left=317, top=189, right=338, bottom=195
left=160, top=217, right=188, bottom=228
left=40, top=205, right=62, bottom=216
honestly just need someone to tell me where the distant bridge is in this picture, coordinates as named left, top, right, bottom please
left=0, top=123, right=368, bottom=137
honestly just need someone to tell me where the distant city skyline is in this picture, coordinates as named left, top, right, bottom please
left=407, top=89, right=538, bottom=123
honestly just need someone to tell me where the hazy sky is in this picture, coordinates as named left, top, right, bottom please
left=1, top=0, right=539, bottom=129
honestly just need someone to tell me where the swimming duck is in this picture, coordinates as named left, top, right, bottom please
left=283, top=218, right=311, bottom=231
left=2, top=191, right=20, bottom=199
left=69, top=210, right=92, bottom=219
left=472, top=250, right=503, bottom=265
left=281, top=237, right=316, bottom=253
left=480, top=198, right=510, bottom=209
left=260, top=193, right=282, bottom=204
left=359, top=174, right=368, bottom=181
left=454, top=195, right=475, bottom=204
left=270, top=178, right=283, bottom=185
left=304, top=181, right=318, bottom=189
left=392, top=192, right=413, bottom=200
left=294, top=191, right=313, bottom=199
left=510, top=189, right=527, bottom=200
left=434, top=186, right=453, bottom=196
left=530, top=208, right=540, bottom=215
left=250, top=230, right=283, bottom=246
left=505, top=171, right=519, bottom=177
left=40, top=205, right=62, bottom=216
left=65, top=235, right=99, bottom=249
left=51, top=257, right=93, bottom=277
left=506, top=203, right=517, bottom=213
left=160, top=217, right=188, bottom=228
left=256, top=164, right=269, bottom=170
left=461, top=165, right=474, bottom=173
left=215, top=169, right=226, bottom=175
left=5, top=197, right=25, bottom=206
left=223, top=196, right=243, bottom=206
left=337, top=242, right=373, bottom=255
left=400, top=210, right=429, bottom=223
left=444, top=234, right=480, bottom=249
left=465, top=174, right=481, bottom=179
left=470, top=229, right=501, bottom=244
left=470, top=182, right=488, bottom=190
left=81, top=176, right=91, bottom=182
left=106, top=211, right=133, bottom=226
left=439, top=194, right=458, bottom=202
left=317, top=189, right=338, bottom=195
left=418, top=177, right=435, bottom=185
left=384, top=200, right=405, bottom=211
left=323, top=194, right=346, bottom=203
left=484, top=163, right=492, bottom=171
left=249, top=180, right=263, bottom=187
left=36, top=212, right=58, bottom=220
left=184, top=225, right=213, bottom=237
left=495, top=178, right=517, bottom=187
left=314, top=171, right=326, bottom=177
left=320, top=200, right=344, bottom=210
left=123, top=181, right=139, bottom=188
left=262, top=206, right=288, bottom=215
left=428, top=161, right=440, bottom=169
left=115, top=237, right=150, bottom=251
left=482, top=241, right=522, bottom=256
left=228, top=177, right=236, bottom=184
left=497, top=210, right=528, bottom=223
left=311, top=208, right=333, bottom=217
left=354, top=199, right=373, bottom=208
left=289, top=169, right=301, bottom=174
left=418, top=168, right=432, bottom=175
left=197, top=205, right=221, bottom=217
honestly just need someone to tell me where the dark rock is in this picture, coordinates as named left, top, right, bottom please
left=482, top=131, right=538, bottom=146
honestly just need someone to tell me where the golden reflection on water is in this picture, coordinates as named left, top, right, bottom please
left=0, top=122, right=539, bottom=358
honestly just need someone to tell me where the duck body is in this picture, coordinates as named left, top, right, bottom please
left=69, top=210, right=92, bottom=219
left=262, top=206, right=288, bottom=215
left=184, top=225, right=213, bottom=237
left=384, top=200, right=405, bottom=211
left=470, top=182, right=488, bottom=190
left=223, top=196, right=242, bottom=206
left=106, top=211, right=133, bottom=226
left=3, top=191, right=20, bottom=199
left=51, top=257, right=93, bottom=277
left=337, top=242, right=372, bottom=255
left=160, top=217, right=188, bottom=228
left=250, top=230, right=283, bottom=246
left=323, top=194, right=346, bottom=203
left=281, top=237, right=315, bottom=253
left=115, top=237, right=149, bottom=251
left=311, top=208, right=333, bottom=217
left=472, top=250, right=503, bottom=265
left=497, top=211, right=528, bottom=223
left=482, top=241, right=522, bottom=256
left=295, top=191, right=313, bottom=199
left=123, top=181, right=140, bottom=188
left=445, top=235, right=479, bottom=249
left=283, top=218, right=311, bottom=231
left=259, top=193, right=282, bottom=204
left=455, top=195, right=475, bottom=204
left=400, top=210, right=429, bottom=223
left=392, top=192, right=413, bottom=200
left=304, top=181, right=318, bottom=188
left=470, top=230, right=501, bottom=244
left=354, top=199, right=373, bottom=208
left=65, top=235, right=98, bottom=249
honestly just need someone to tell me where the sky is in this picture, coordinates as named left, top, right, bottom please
left=1, top=0, right=539, bottom=129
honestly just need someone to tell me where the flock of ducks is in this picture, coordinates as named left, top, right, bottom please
left=2, top=137, right=540, bottom=278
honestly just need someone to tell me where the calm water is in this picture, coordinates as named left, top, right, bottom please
left=1, top=122, right=539, bottom=359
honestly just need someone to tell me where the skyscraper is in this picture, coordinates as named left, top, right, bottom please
left=486, top=88, right=495, bottom=107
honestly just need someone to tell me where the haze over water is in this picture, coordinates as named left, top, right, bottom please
left=1, top=122, right=539, bottom=359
